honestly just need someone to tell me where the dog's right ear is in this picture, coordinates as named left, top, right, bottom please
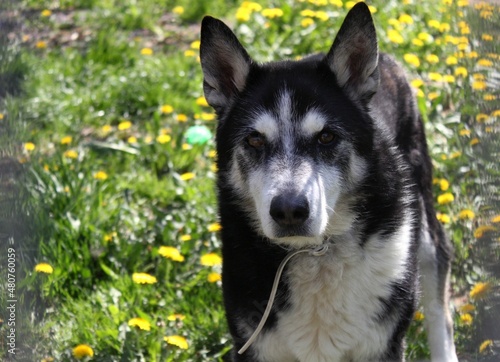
left=200, top=16, right=252, bottom=115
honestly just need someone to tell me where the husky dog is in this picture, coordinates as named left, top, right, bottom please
left=200, top=3, right=458, bottom=361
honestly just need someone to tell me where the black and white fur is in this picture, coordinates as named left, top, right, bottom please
left=200, top=3, right=458, bottom=361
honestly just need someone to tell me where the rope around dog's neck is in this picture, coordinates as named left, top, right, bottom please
left=237, top=244, right=329, bottom=355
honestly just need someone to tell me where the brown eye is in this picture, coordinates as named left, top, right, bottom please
left=247, top=132, right=265, bottom=148
left=318, top=131, right=335, bottom=145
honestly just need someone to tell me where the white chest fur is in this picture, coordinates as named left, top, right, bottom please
left=251, top=223, right=412, bottom=362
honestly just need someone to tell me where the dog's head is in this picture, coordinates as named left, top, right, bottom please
left=200, top=3, right=380, bottom=248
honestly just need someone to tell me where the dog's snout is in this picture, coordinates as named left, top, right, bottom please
left=270, top=193, right=310, bottom=227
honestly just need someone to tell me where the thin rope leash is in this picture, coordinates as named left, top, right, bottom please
left=238, top=244, right=329, bottom=355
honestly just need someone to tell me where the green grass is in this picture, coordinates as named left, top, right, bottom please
left=1, top=0, right=499, bottom=361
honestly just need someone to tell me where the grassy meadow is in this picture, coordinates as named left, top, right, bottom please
left=0, top=0, right=499, bottom=360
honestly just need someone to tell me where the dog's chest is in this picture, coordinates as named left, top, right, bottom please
left=253, top=242, right=403, bottom=362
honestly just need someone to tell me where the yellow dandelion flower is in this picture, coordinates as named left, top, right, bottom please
left=418, top=32, right=433, bottom=43
left=236, top=7, right=252, bottom=22
left=459, top=209, right=475, bottom=220
left=484, top=94, right=496, bottom=101
left=443, top=75, right=455, bottom=83
left=460, top=313, right=473, bottom=325
left=93, top=171, right=108, bottom=180
left=368, top=5, right=377, bottom=13
left=476, top=113, right=488, bottom=122
left=36, top=41, right=47, bottom=49
left=470, top=137, right=480, bottom=146
left=200, top=252, right=222, bottom=267
left=24, top=142, right=35, bottom=151
left=101, top=124, right=113, bottom=134
left=128, top=317, right=151, bottom=331
left=474, top=224, right=490, bottom=238
left=410, top=79, right=424, bottom=88
left=177, top=114, right=188, bottom=122
left=161, top=104, right=174, bottom=114
left=314, top=11, right=329, bottom=21
left=472, top=81, right=486, bottom=90
left=242, top=1, right=262, bottom=12
left=437, top=192, right=454, bottom=205
left=34, top=263, right=54, bottom=274
left=172, top=6, right=184, bottom=15
left=182, top=143, right=192, bottom=151
left=398, top=14, right=413, bottom=24
left=300, top=9, right=316, bottom=17
left=156, top=134, right=172, bottom=144
left=201, top=112, right=216, bottom=121
left=388, top=29, right=404, bottom=44
left=473, top=73, right=485, bottom=80
left=167, top=313, right=186, bottom=321
left=403, top=53, right=420, bottom=67
left=445, top=55, right=458, bottom=65
left=190, top=40, right=201, bottom=50
left=429, top=72, right=443, bottom=82
left=140, top=47, right=153, bottom=55
left=132, top=272, right=157, bottom=284
left=180, top=234, right=192, bottom=242
left=445, top=35, right=459, bottom=45
left=425, top=54, right=439, bottom=64
left=41, top=9, right=52, bottom=17
left=457, top=0, right=469, bottom=6
left=470, top=281, right=492, bottom=300
left=196, top=96, right=209, bottom=107
left=0, top=113, right=4, bottom=120
left=492, top=110, right=500, bottom=117
left=301, top=18, right=315, bottom=27
left=480, top=10, right=493, bottom=19
left=103, top=232, right=117, bottom=242
left=180, top=172, right=195, bottom=181
left=330, top=0, right=343, bottom=6
left=460, top=25, right=470, bottom=35
left=127, top=136, right=137, bottom=144
left=208, top=272, right=222, bottom=283
left=436, top=212, right=451, bottom=224
left=61, top=135, right=72, bottom=145
left=428, top=19, right=441, bottom=29
left=439, top=23, right=450, bottom=32
left=481, top=34, right=493, bottom=41
left=438, top=179, right=449, bottom=191
left=477, top=59, right=493, bottom=67
left=208, top=222, right=222, bottom=232
left=459, top=303, right=476, bottom=313
left=428, top=92, right=440, bottom=101
left=184, top=49, right=196, bottom=57
left=164, top=335, right=188, bottom=349
left=412, top=39, right=424, bottom=47
left=208, top=150, right=217, bottom=158
left=454, top=67, right=467, bottom=77
left=345, top=1, right=357, bottom=9
left=261, top=8, right=284, bottom=18
left=467, top=51, right=478, bottom=59
left=72, top=344, right=94, bottom=359
left=118, top=120, right=132, bottom=131
left=63, top=150, right=78, bottom=159
left=413, top=311, right=425, bottom=321
left=491, top=214, right=500, bottom=223
left=158, top=246, right=185, bottom=262
left=479, top=339, right=493, bottom=353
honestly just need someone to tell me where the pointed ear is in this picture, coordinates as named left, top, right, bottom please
left=200, top=16, right=252, bottom=115
left=325, top=2, right=379, bottom=104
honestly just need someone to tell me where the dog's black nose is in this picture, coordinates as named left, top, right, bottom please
left=270, top=193, right=310, bottom=227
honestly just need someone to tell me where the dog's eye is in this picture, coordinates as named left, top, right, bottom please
left=317, top=131, right=335, bottom=145
left=247, top=132, right=265, bottom=149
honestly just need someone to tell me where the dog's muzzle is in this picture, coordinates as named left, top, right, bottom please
left=270, top=192, right=310, bottom=230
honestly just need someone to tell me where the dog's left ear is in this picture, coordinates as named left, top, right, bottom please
left=325, top=2, right=379, bottom=104
left=200, top=16, right=252, bottom=115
